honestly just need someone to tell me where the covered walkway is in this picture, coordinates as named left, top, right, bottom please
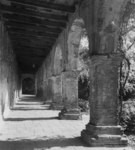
left=0, top=95, right=90, bottom=150
left=0, top=0, right=134, bottom=149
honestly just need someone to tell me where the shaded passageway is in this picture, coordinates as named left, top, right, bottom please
left=0, top=96, right=90, bottom=150
left=0, top=0, right=134, bottom=149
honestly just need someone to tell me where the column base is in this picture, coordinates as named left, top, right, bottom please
left=59, top=108, right=82, bottom=120
left=81, top=124, right=128, bottom=147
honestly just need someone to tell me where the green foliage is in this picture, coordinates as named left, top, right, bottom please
left=121, top=100, right=135, bottom=133
left=78, top=32, right=90, bottom=81
left=78, top=31, right=90, bottom=101
left=120, top=6, right=135, bottom=132
left=119, top=17, right=135, bottom=100
left=78, top=98, right=89, bottom=113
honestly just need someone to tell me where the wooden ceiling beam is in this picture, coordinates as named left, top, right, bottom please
left=7, top=27, right=59, bottom=37
left=0, top=4, right=68, bottom=22
left=12, top=41, right=52, bottom=50
left=16, top=53, right=46, bottom=58
left=13, top=44, right=49, bottom=51
left=9, top=0, right=75, bottom=13
left=10, top=36, right=55, bottom=46
left=5, top=21, right=62, bottom=33
left=15, top=49, right=46, bottom=55
left=11, top=38, right=53, bottom=48
left=9, top=31, right=57, bottom=42
left=3, top=13, right=67, bottom=28
left=14, top=47, right=46, bottom=53
left=7, top=28, right=59, bottom=39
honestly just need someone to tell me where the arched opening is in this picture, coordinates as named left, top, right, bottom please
left=59, top=18, right=90, bottom=119
left=22, top=77, right=35, bottom=95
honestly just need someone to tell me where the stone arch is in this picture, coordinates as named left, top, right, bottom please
left=67, top=18, right=87, bottom=71
left=53, top=44, right=63, bottom=75
left=59, top=18, right=89, bottom=119
left=22, top=78, right=35, bottom=95
left=21, top=74, right=35, bottom=95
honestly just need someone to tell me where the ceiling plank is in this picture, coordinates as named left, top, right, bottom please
left=5, top=21, right=62, bottom=33
left=7, top=27, right=59, bottom=38
left=9, top=31, right=57, bottom=42
left=3, top=13, right=67, bottom=28
left=16, top=53, right=46, bottom=57
left=11, top=38, right=53, bottom=47
left=10, top=35, right=55, bottom=45
left=13, top=45, right=49, bottom=51
left=11, top=40, right=52, bottom=49
left=7, top=27, right=59, bottom=37
left=9, top=0, right=75, bottom=13
left=0, top=4, right=68, bottom=21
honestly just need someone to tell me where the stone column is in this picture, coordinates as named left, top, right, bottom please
left=42, top=80, right=48, bottom=103
left=59, top=71, right=82, bottom=120
left=50, top=75, right=63, bottom=110
left=46, top=77, right=53, bottom=104
left=81, top=54, right=127, bottom=146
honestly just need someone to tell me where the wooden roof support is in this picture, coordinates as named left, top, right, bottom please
left=8, top=27, right=59, bottom=38
left=9, top=34, right=56, bottom=43
left=9, top=32, right=57, bottom=41
left=5, top=21, right=62, bottom=33
left=13, top=44, right=50, bottom=51
left=0, top=4, right=68, bottom=21
left=3, top=13, right=67, bottom=27
left=11, top=40, right=52, bottom=49
left=9, top=0, right=75, bottom=13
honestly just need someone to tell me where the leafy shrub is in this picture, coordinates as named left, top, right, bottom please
left=78, top=98, right=89, bottom=113
left=121, top=99, right=135, bottom=133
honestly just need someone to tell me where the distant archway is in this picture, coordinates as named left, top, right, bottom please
left=22, top=77, right=35, bottom=95
left=67, top=18, right=90, bottom=112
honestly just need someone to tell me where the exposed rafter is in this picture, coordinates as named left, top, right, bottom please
left=0, top=4, right=68, bottom=22
left=5, top=21, right=62, bottom=33
left=9, top=0, right=75, bottom=13
left=9, top=32, right=57, bottom=42
left=3, top=13, right=67, bottom=28
left=13, top=45, right=49, bottom=51
left=10, top=35, right=55, bottom=45
left=7, top=27, right=59, bottom=38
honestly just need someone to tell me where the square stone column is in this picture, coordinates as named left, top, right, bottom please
left=81, top=54, right=128, bottom=146
left=42, top=80, right=48, bottom=103
left=46, top=78, right=53, bottom=103
left=50, top=75, right=63, bottom=110
left=59, top=71, right=82, bottom=120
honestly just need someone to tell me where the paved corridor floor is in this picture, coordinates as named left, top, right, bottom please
left=0, top=96, right=131, bottom=150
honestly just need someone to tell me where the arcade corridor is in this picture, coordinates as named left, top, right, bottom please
left=0, top=0, right=134, bottom=149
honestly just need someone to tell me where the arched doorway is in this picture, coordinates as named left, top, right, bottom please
left=22, top=77, right=35, bottom=95
left=59, top=18, right=90, bottom=119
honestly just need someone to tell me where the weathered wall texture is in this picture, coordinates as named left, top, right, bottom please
left=0, top=19, right=19, bottom=121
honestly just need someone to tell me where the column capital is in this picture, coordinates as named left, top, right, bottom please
left=89, top=53, right=123, bottom=67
